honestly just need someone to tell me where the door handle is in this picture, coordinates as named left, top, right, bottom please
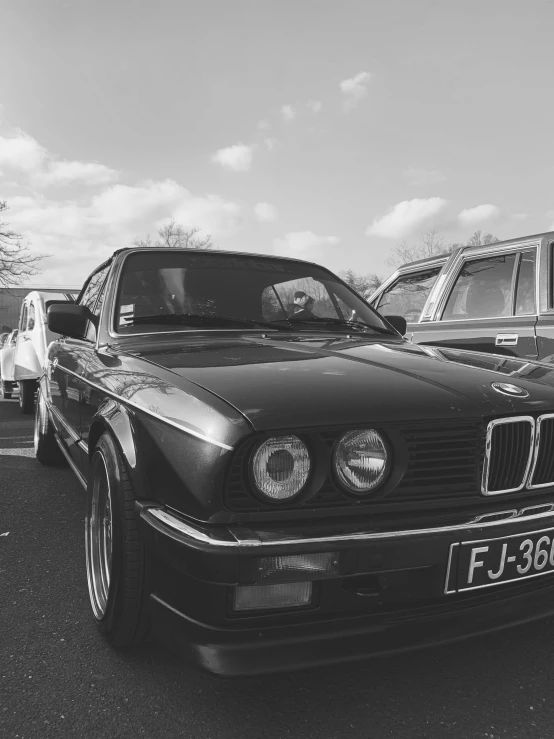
left=496, top=333, right=519, bottom=346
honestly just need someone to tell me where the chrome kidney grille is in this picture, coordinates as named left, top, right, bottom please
left=482, top=414, right=554, bottom=495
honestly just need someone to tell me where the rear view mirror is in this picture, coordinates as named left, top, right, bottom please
left=384, top=315, right=407, bottom=336
left=47, top=304, right=92, bottom=340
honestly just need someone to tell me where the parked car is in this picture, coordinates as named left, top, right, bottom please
left=0, top=329, right=19, bottom=398
left=37, top=246, right=554, bottom=676
left=371, top=230, right=554, bottom=363
left=13, top=290, right=79, bottom=413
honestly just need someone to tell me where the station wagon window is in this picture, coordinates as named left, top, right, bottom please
left=19, top=303, right=28, bottom=332
left=441, top=253, right=517, bottom=321
left=515, top=251, right=536, bottom=315
left=375, top=267, right=443, bottom=323
left=27, top=302, right=36, bottom=331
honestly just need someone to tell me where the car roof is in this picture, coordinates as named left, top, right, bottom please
left=110, top=246, right=322, bottom=267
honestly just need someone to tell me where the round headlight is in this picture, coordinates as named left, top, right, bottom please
left=251, top=435, right=310, bottom=501
left=333, top=429, right=389, bottom=494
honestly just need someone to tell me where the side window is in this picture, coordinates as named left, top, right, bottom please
left=27, top=302, right=36, bottom=331
left=19, top=303, right=28, bottom=332
left=78, top=264, right=110, bottom=341
left=515, top=251, right=536, bottom=315
left=441, top=253, right=517, bottom=321
left=375, top=267, right=442, bottom=323
left=79, top=265, right=110, bottom=316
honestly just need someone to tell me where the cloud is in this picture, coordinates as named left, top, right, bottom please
left=0, top=130, right=119, bottom=187
left=36, top=160, right=118, bottom=186
left=7, top=181, right=243, bottom=284
left=170, top=194, right=242, bottom=236
left=458, top=204, right=500, bottom=226
left=0, top=131, right=47, bottom=172
left=366, top=197, right=449, bottom=239
left=254, top=202, right=278, bottom=222
left=257, top=120, right=270, bottom=130
left=211, top=143, right=254, bottom=172
left=264, top=138, right=277, bottom=151
left=274, top=231, right=340, bottom=254
left=340, top=71, right=372, bottom=111
left=307, top=100, right=322, bottom=113
left=512, top=213, right=528, bottom=221
left=402, top=168, right=446, bottom=186
left=281, top=105, right=296, bottom=123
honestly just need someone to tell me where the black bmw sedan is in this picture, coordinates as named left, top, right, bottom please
left=35, top=246, right=554, bottom=675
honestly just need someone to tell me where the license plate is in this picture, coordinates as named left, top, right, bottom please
left=445, top=526, right=554, bottom=594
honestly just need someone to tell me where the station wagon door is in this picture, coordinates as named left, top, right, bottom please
left=371, top=265, right=445, bottom=338
left=14, top=300, right=41, bottom=380
left=411, top=247, right=538, bottom=360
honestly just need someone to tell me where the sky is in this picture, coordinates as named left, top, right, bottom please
left=0, top=0, right=553, bottom=288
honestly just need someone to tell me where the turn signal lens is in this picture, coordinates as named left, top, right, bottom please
left=333, top=429, right=389, bottom=494
left=251, top=435, right=310, bottom=500
left=233, top=582, right=312, bottom=612
left=258, top=553, right=339, bottom=582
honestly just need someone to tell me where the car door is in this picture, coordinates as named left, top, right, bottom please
left=48, top=269, right=110, bottom=471
left=412, top=248, right=539, bottom=359
left=371, top=264, right=445, bottom=338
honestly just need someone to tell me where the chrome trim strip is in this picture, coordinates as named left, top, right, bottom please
left=527, top=414, right=554, bottom=489
left=54, top=435, right=87, bottom=489
left=56, top=364, right=234, bottom=451
left=144, top=504, right=554, bottom=549
left=482, top=416, right=535, bottom=496
left=47, top=399, right=81, bottom=443
left=147, top=509, right=240, bottom=547
left=78, top=439, right=89, bottom=454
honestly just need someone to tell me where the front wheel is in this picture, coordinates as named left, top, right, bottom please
left=19, top=380, right=36, bottom=414
left=85, top=432, right=151, bottom=646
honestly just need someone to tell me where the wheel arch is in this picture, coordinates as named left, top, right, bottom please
left=88, top=402, right=150, bottom=501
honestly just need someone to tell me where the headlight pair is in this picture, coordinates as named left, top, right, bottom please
left=250, top=429, right=389, bottom=503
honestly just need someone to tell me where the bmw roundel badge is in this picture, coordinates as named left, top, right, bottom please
left=491, top=382, right=530, bottom=398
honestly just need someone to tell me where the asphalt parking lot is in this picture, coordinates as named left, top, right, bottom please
left=2, top=397, right=554, bottom=739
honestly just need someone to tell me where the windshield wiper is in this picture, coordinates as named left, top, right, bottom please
left=123, top=313, right=288, bottom=331
left=269, top=317, right=395, bottom=334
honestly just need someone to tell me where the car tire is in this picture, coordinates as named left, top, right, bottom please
left=1, top=381, right=12, bottom=400
left=86, top=432, right=152, bottom=647
left=19, top=380, right=36, bottom=414
left=34, top=389, right=66, bottom=466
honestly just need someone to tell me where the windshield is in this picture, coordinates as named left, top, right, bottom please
left=114, top=251, right=393, bottom=336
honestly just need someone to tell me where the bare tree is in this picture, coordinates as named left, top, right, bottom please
left=0, top=201, right=46, bottom=287
left=340, top=269, right=383, bottom=296
left=385, top=230, right=452, bottom=270
left=385, top=229, right=501, bottom=270
left=134, top=220, right=214, bottom=250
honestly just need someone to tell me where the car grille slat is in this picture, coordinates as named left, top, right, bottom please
left=531, top=417, right=554, bottom=487
left=486, top=420, right=533, bottom=493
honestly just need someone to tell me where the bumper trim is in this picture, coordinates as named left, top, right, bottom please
left=145, top=502, right=554, bottom=550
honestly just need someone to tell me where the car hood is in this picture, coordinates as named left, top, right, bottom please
left=125, top=335, right=554, bottom=430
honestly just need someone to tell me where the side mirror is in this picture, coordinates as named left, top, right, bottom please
left=47, top=304, right=92, bottom=340
left=384, top=314, right=407, bottom=336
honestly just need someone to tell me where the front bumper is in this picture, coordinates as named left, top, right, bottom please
left=139, top=503, right=554, bottom=676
